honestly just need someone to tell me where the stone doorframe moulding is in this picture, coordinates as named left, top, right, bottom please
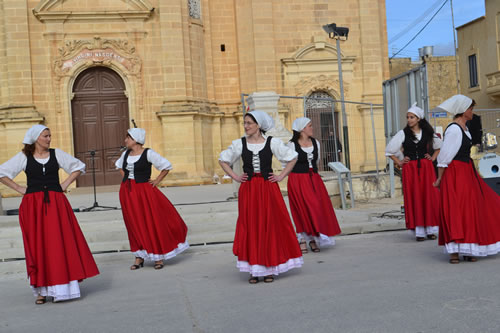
left=293, top=74, right=346, bottom=126
left=33, top=0, right=155, bottom=22
left=52, top=36, right=142, bottom=155
left=294, top=74, right=345, bottom=102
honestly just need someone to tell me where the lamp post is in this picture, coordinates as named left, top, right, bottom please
left=323, top=23, right=350, bottom=169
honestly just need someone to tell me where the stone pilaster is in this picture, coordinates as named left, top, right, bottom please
left=156, top=99, right=222, bottom=186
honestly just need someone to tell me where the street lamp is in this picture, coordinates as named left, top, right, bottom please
left=323, top=23, right=350, bottom=169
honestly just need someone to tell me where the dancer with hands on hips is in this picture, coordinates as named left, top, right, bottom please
left=116, top=128, right=189, bottom=271
left=0, top=125, right=99, bottom=304
left=385, top=103, right=442, bottom=241
left=286, top=117, right=341, bottom=253
left=219, top=111, right=303, bottom=284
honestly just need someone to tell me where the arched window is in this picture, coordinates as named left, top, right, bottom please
left=305, top=91, right=341, bottom=171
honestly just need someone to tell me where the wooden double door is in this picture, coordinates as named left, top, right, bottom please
left=72, top=67, right=129, bottom=187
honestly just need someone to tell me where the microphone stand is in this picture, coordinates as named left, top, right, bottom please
left=81, top=148, right=121, bottom=212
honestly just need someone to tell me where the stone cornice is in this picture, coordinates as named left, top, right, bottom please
left=0, top=105, right=44, bottom=124
left=158, top=99, right=221, bottom=116
left=33, top=0, right=155, bottom=22
left=281, top=56, right=355, bottom=67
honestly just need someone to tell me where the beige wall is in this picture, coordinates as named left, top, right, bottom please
left=457, top=0, right=500, bottom=109
left=389, top=58, right=416, bottom=78
left=0, top=0, right=390, bottom=194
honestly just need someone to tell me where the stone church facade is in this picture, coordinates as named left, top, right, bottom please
left=0, top=0, right=389, bottom=189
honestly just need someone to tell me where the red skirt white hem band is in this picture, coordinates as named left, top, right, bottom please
left=19, top=191, right=99, bottom=299
left=296, top=232, right=336, bottom=247
left=120, top=180, right=189, bottom=263
left=439, top=160, right=500, bottom=257
left=31, top=280, right=80, bottom=302
left=444, top=241, right=500, bottom=256
left=412, top=226, right=439, bottom=238
left=236, top=257, right=304, bottom=277
left=401, top=159, right=440, bottom=231
left=287, top=171, right=341, bottom=248
left=133, top=241, right=189, bottom=261
left=233, top=176, right=303, bottom=277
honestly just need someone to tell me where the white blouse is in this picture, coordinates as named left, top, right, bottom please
left=115, top=149, right=172, bottom=180
left=219, top=136, right=298, bottom=172
left=0, top=149, right=86, bottom=180
left=286, top=140, right=321, bottom=168
left=437, top=124, right=471, bottom=168
left=385, top=130, right=443, bottom=157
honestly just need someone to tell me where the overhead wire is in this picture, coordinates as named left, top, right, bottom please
left=389, top=0, right=449, bottom=60
left=388, top=0, right=444, bottom=44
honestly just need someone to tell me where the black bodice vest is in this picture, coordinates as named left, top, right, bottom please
left=122, top=148, right=152, bottom=183
left=25, top=149, right=63, bottom=199
left=447, top=123, right=472, bottom=163
left=291, top=139, right=318, bottom=173
left=402, top=131, right=432, bottom=161
left=241, top=136, right=273, bottom=180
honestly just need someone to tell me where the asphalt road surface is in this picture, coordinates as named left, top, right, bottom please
left=1, top=231, right=499, bottom=333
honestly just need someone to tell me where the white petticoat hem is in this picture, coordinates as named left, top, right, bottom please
left=297, top=232, right=335, bottom=247
left=31, top=280, right=80, bottom=302
left=236, top=257, right=304, bottom=277
left=444, top=241, right=500, bottom=256
left=410, top=226, right=439, bottom=238
left=134, top=241, right=189, bottom=261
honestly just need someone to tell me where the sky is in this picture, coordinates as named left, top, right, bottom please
left=386, top=0, right=486, bottom=60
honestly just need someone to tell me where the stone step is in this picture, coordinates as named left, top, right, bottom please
left=0, top=193, right=405, bottom=260
left=0, top=218, right=404, bottom=260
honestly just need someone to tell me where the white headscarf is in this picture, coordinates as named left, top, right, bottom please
left=23, top=124, right=48, bottom=144
left=436, top=94, right=473, bottom=116
left=247, top=111, right=274, bottom=132
left=407, top=102, right=424, bottom=119
left=292, top=117, right=311, bottom=132
left=127, top=128, right=146, bottom=144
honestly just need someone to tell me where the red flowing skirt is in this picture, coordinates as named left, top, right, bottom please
left=401, top=159, right=440, bottom=230
left=287, top=171, right=341, bottom=238
left=439, top=160, right=500, bottom=247
left=19, top=191, right=99, bottom=288
left=233, top=176, right=303, bottom=269
left=119, top=180, right=188, bottom=260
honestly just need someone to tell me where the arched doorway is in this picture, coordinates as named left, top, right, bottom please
left=72, top=67, right=129, bottom=187
left=305, top=91, right=341, bottom=171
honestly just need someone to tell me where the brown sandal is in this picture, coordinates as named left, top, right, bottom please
left=263, top=275, right=274, bottom=283
left=248, top=276, right=259, bottom=284
left=416, top=237, right=425, bottom=242
left=299, top=241, right=308, bottom=254
left=154, top=261, right=164, bottom=270
left=463, top=256, right=477, bottom=262
left=130, top=257, right=144, bottom=270
left=35, top=296, right=46, bottom=305
left=309, top=241, right=320, bottom=253
left=449, top=253, right=459, bottom=264
left=427, top=234, right=437, bottom=240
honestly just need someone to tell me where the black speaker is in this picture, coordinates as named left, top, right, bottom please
left=482, top=177, right=500, bottom=196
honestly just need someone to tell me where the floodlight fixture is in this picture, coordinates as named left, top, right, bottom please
left=322, top=23, right=349, bottom=40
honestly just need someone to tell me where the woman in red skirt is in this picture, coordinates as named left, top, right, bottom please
left=0, top=125, right=99, bottom=304
left=434, top=95, right=500, bottom=263
left=219, top=111, right=302, bottom=284
left=385, top=104, right=442, bottom=241
left=286, top=117, right=341, bottom=253
left=116, top=128, right=188, bottom=270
